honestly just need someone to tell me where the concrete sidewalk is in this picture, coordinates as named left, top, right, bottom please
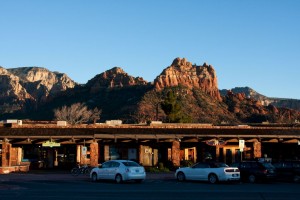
left=0, top=171, right=175, bottom=182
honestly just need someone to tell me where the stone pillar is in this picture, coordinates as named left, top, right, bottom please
left=172, top=141, right=180, bottom=167
left=80, top=146, right=87, bottom=165
left=253, top=141, right=262, bottom=158
left=10, top=147, right=18, bottom=166
left=90, top=142, right=99, bottom=167
left=1, top=142, right=11, bottom=167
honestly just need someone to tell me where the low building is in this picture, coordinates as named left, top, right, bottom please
left=0, top=122, right=300, bottom=173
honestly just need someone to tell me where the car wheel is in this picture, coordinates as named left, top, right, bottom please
left=115, top=174, right=123, bottom=184
left=177, top=172, right=186, bottom=182
left=293, top=175, right=300, bottom=182
left=91, top=173, right=98, bottom=182
left=208, top=174, right=218, bottom=184
left=248, top=174, right=256, bottom=183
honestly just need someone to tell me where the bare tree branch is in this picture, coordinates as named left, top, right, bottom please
left=53, top=103, right=102, bottom=124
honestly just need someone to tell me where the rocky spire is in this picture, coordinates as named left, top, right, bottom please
left=154, top=57, right=222, bottom=101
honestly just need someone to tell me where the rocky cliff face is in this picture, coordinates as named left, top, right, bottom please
left=86, top=67, right=148, bottom=92
left=0, top=67, right=32, bottom=100
left=221, top=87, right=300, bottom=111
left=154, top=58, right=222, bottom=101
left=220, top=87, right=268, bottom=101
left=223, top=90, right=300, bottom=123
left=7, top=67, right=76, bottom=101
left=0, top=66, right=77, bottom=114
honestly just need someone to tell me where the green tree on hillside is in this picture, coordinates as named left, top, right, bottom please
left=161, top=90, right=191, bottom=123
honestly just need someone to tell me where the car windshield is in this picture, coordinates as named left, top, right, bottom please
left=261, top=162, right=275, bottom=169
left=122, top=161, right=140, bottom=167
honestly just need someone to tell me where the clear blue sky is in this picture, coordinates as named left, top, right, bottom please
left=1, top=0, right=299, bottom=99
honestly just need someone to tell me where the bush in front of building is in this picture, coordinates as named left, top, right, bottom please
left=180, top=160, right=195, bottom=167
left=145, top=162, right=171, bottom=173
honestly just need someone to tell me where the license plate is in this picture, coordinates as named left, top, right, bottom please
left=136, top=170, right=139, bottom=173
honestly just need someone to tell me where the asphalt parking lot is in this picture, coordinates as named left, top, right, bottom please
left=1, top=171, right=300, bottom=200
left=0, top=170, right=175, bottom=182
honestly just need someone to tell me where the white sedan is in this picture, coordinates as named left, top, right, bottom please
left=90, top=160, right=146, bottom=183
left=175, top=162, right=240, bottom=184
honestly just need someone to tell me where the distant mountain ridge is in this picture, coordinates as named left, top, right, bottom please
left=1, top=58, right=299, bottom=124
left=0, top=66, right=77, bottom=114
left=220, top=87, right=300, bottom=111
left=86, top=67, right=149, bottom=93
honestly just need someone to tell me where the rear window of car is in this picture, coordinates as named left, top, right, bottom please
left=210, top=163, right=228, bottom=168
left=240, top=162, right=252, bottom=168
left=122, top=161, right=140, bottom=167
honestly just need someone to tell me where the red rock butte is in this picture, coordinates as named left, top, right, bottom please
left=154, top=57, right=222, bottom=101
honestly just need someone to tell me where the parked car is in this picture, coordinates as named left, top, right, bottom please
left=90, top=160, right=146, bottom=183
left=230, top=161, right=276, bottom=183
left=175, top=162, right=240, bottom=184
left=272, top=160, right=300, bottom=182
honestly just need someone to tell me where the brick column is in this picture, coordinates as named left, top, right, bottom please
left=172, top=141, right=180, bottom=167
left=90, top=142, right=99, bottom=167
left=253, top=141, right=262, bottom=158
left=1, top=142, right=11, bottom=167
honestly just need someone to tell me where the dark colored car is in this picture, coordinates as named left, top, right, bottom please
left=230, top=161, right=276, bottom=183
left=272, top=160, right=300, bottom=182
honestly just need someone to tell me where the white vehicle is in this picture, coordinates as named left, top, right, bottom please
left=175, top=162, right=240, bottom=184
left=90, top=160, right=146, bottom=183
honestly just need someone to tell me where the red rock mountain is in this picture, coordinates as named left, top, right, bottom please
left=1, top=58, right=299, bottom=124
left=154, top=58, right=222, bottom=101
left=86, top=67, right=148, bottom=93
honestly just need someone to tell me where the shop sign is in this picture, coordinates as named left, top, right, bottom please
left=82, top=146, right=87, bottom=155
left=239, top=140, right=245, bottom=151
left=42, top=141, right=61, bottom=147
left=206, top=139, right=227, bottom=147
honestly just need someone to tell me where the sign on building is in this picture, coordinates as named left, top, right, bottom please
left=42, top=141, right=61, bottom=147
left=82, top=146, right=87, bottom=156
left=239, top=140, right=245, bottom=152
